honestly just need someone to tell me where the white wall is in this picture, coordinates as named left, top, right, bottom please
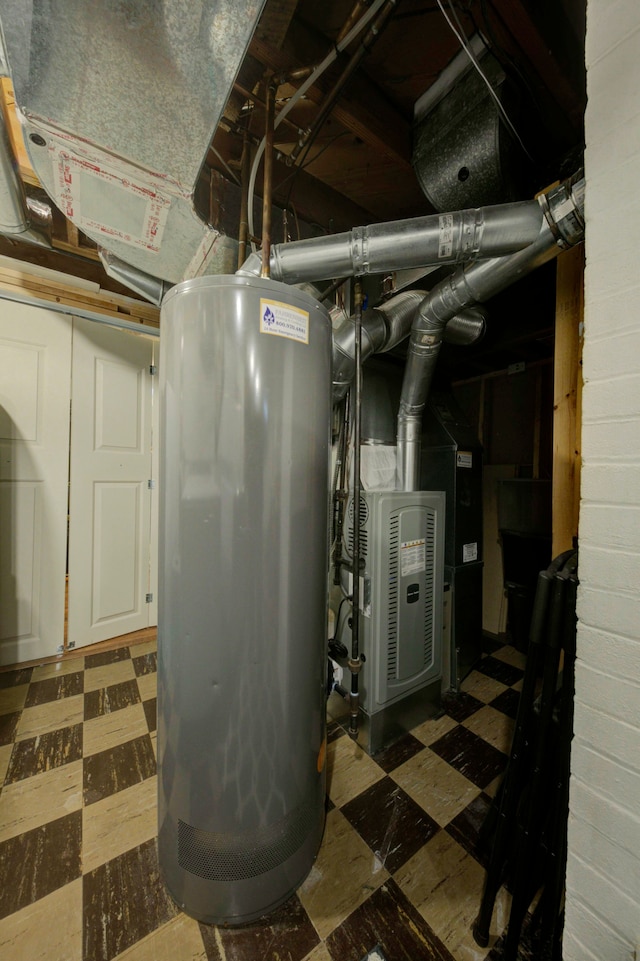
left=564, top=3, right=640, bottom=958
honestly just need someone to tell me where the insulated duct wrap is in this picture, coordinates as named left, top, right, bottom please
left=158, top=276, right=331, bottom=924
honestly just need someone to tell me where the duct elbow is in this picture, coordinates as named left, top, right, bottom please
left=236, top=250, right=263, bottom=278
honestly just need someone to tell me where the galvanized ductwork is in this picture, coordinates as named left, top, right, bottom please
left=240, top=200, right=545, bottom=283
left=397, top=174, right=585, bottom=490
left=332, top=293, right=486, bottom=403
left=0, top=107, right=50, bottom=247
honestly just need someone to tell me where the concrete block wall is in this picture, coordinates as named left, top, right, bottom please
left=564, top=2, right=640, bottom=958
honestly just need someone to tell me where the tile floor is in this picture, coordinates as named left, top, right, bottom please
left=0, top=638, right=528, bottom=961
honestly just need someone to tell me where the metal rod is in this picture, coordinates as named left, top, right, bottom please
left=260, top=79, right=276, bottom=279
left=333, top=393, right=350, bottom=585
left=237, top=129, right=251, bottom=270
left=349, top=278, right=364, bottom=738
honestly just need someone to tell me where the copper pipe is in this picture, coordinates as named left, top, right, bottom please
left=237, top=129, right=251, bottom=270
left=261, top=79, right=277, bottom=279
left=233, top=82, right=301, bottom=136
left=337, top=0, right=369, bottom=44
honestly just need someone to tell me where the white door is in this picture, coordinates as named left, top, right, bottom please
left=67, top=318, right=155, bottom=648
left=0, top=302, right=71, bottom=666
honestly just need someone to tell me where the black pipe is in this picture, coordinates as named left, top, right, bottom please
left=348, top=278, right=364, bottom=738
left=333, top=394, right=350, bottom=585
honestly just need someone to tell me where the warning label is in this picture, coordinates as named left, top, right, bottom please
left=260, top=299, right=309, bottom=344
left=438, top=213, right=454, bottom=258
left=401, top=538, right=426, bottom=577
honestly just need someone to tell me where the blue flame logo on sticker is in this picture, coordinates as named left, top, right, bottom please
left=263, top=306, right=276, bottom=327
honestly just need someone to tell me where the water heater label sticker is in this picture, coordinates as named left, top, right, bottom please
left=463, top=542, right=478, bottom=563
left=401, top=539, right=426, bottom=577
left=260, top=299, right=309, bottom=344
left=456, top=451, right=473, bottom=468
left=438, top=214, right=454, bottom=258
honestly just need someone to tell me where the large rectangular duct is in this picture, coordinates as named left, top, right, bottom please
left=0, top=0, right=267, bottom=281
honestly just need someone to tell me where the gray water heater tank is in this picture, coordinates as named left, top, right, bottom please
left=157, top=275, right=332, bottom=924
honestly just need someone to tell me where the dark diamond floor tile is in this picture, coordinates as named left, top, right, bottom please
left=85, top=647, right=131, bottom=669
left=6, top=723, right=83, bottom=783
left=476, top=655, right=524, bottom=688
left=143, top=696, right=157, bottom=733
left=84, top=679, right=141, bottom=720
left=132, top=651, right=157, bottom=677
left=341, top=776, right=439, bottom=874
left=0, top=811, right=82, bottom=920
left=430, top=725, right=507, bottom=790
left=441, top=690, right=485, bottom=723
left=373, top=732, right=424, bottom=773
left=481, top=635, right=504, bottom=654
left=24, top=671, right=84, bottom=707
left=83, top=733, right=156, bottom=805
left=0, top=710, right=20, bottom=747
left=445, top=791, right=493, bottom=866
left=490, top=687, right=522, bottom=720
left=327, top=719, right=346, bottom=743
left=0, top=667, right=33, bottom=689
left=325, top=877, right=456, bottom=961
left=83, top=838, right=178, bottom=961
left=199, top=892, right=319, bottom=961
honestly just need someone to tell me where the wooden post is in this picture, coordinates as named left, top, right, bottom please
left=552, top=244, right=584, bottom=556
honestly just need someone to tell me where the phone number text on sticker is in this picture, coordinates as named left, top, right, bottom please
left=260, top=299, right=309, bottom=344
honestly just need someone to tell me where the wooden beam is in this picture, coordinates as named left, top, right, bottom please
left=552, top=244, right=584, bottom=556
left=0, top=261, right=159, bottom=328
left=248, top=33, right=413, bottom=172
left=211, top=127, right=374, bottom=231
left=486, top=0, right=584, bottom=134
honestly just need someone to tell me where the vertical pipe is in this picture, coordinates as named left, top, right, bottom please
left=349, top=278, right=364, bottom=737
left=237, top=129, right=251, bottom=270
left=261, top=79, right=276, bottom=279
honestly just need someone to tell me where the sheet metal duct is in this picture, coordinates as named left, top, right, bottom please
left=0, top=0, right=267, bottom=282
left=397, top=174, right=585, bottom=490
left=158, top=276, right=331, bottom=924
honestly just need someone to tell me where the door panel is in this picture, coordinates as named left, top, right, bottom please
left=68, top=318, right=154, bottom=647
left=0, top=304, right=71, bottom=666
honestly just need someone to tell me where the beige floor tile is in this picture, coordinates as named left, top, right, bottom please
left=0, top=743, right=12, bottom=786
left=411, top=712, right=458, bottom=747
left=83, top=775, right=158, bottom=874
left=463, top=705, right=515, bottom=755
left=0, top=684, right=29, bottom=716
left=0, top=759, right=83, bottom=842
left=31, top=659, right=86, bottom=682
left=492, top=646, right=527, bottom=671
left=130, top=640, right=157, bottom=658
left=484, top=775, right=502, bottom=799
left=303, top=944, right=333, bottom=961
left=395, top=830, right=509, bottom=958
left=512, top=678, right=523, bottom=693
left=136, top=672, right=157, bottom=702
left=112, top=913, right=206, bottom=961
left=84, top=659, right=136, bottom=693
left=460, top=671, right=508, bottom=704
left=0, top=877, right=82, bottom=961
left=326, top=735, right=384, bottom=808
left=15, top=695, right=84, bottom=741
left=298, top=808, right=388, bottom=940
left=83, top=703, right=149, bottom=757
left=391, top=748, right=480, bottom=826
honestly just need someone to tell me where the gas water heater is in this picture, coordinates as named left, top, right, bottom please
left=157, top=276, right=332, bottom=924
